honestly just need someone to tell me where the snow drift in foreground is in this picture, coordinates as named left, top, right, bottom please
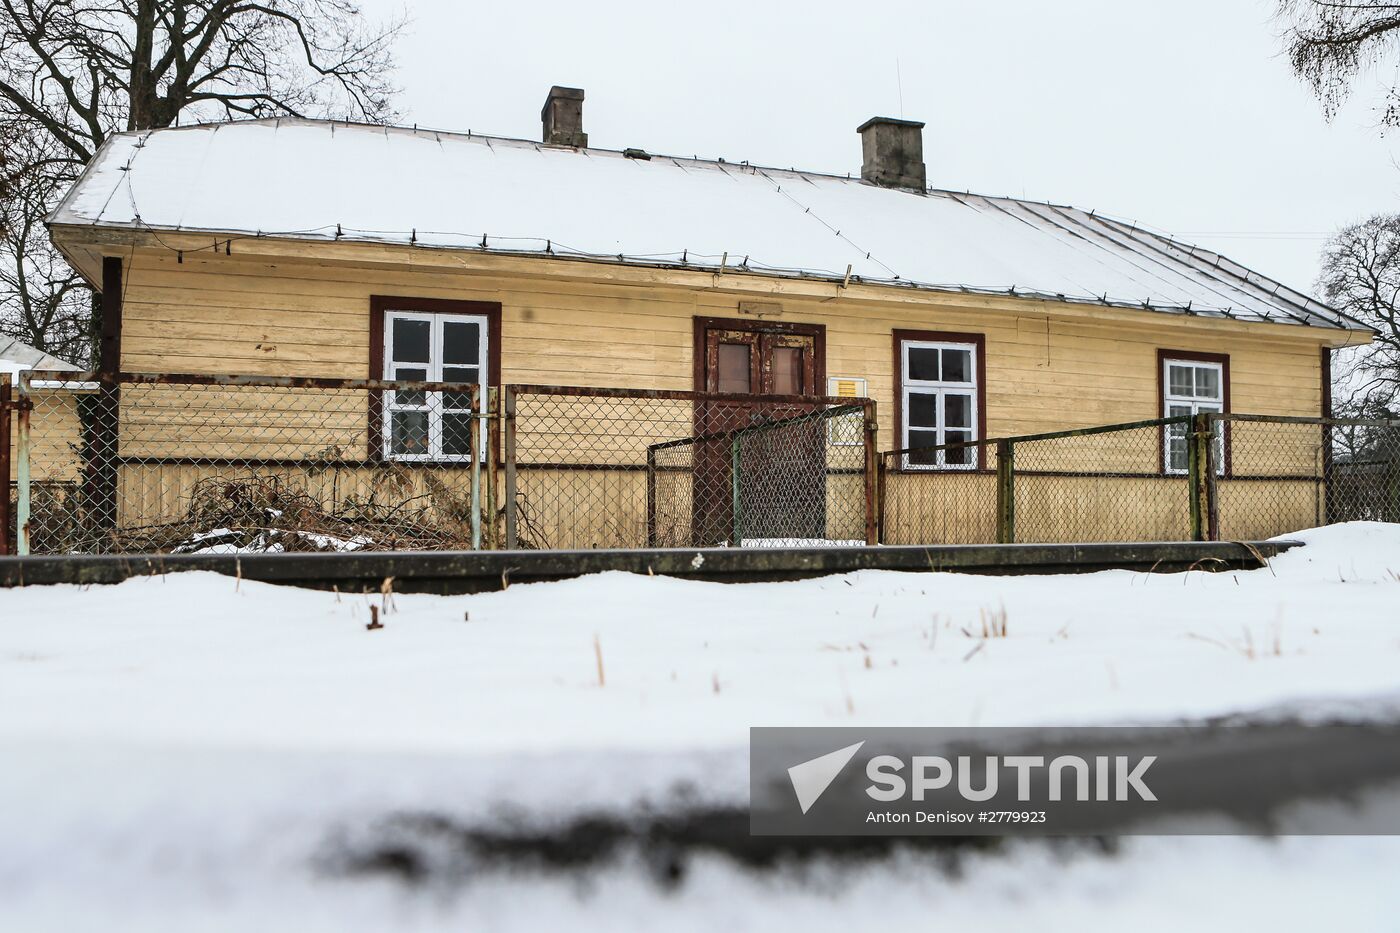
left=1, top=522, right=1398, bottom=930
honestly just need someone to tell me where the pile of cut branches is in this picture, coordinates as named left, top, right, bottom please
left=115, top=474, right=475, bottom=554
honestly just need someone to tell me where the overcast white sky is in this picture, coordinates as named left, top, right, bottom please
left=364, top=0, right=1398, bottom=295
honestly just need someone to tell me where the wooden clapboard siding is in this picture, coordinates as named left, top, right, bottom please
left=86, top=240, right=1347, bottom=544
left=116, top=245, right=1333, bottom=451
left=880, top=472, right=999, bottom=545
left=16, top=387, right=87, bottom=484
left=115, top=462, right=479, bottom=540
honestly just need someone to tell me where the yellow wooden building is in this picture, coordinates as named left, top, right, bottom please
left=42, top=87, right=1372, bottom=549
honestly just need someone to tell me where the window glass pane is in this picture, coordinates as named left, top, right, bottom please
left=1168, top=404, right=1191, bottom=418
left=442, top=366, right=479, bottom=410
left=390, top=411, right=429, bottom=456
left=1195, top=366, right=1220, bottom=400
left=944, top=430, right=971, bottom=465
left=394, top=366, right=427, bottom=406
left=717, top=343, right=752, bottom=394
left=392, top=318, right=431, bottom=363
left=442, top=413, right=473, bottom=457
left=1167, top=364, right=1193, bottom=397
left=907, top=347, right=940, bottom=382
left=941, top=348, right=972, bottom=383
left=1168, top=439, right=1188, bottom=472
left=443, top=366, right=478, bottom=380
left=442, top=321, right=480, bottom=365
left=771, top=346, right=801, bottom=395
left=944, top=394, right=971, bottom=429
left=908, top=392, right=938, bottom=428
left=907, top=429, right=939, bottom=464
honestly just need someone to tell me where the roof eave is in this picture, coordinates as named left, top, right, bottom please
left=49, top=220, right=1371, bottom=338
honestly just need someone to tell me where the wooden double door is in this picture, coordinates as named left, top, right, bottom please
left=693, top=318, right=827, bottom=545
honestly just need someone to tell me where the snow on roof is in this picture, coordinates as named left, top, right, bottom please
left=0, top=336, right=80, bottom=377
left=51, top=117, right=1360, bottom=331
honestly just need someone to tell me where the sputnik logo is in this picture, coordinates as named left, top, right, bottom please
left=787, top=741, right=865, bottom=814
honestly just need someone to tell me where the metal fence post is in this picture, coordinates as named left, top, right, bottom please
left=644, top=445, right=658, bottom=548
left=0, top=374, right=11, bottom=556
left=863, top=401, right=879, bottom=546
left=875, top=455, right=887, bottom=545
left=15, top=372, right=32, bottom=555
left=470, top=384, right=482, bottom=550
left=485, top=387, right=498, bottom=549
left=730, top=433, right=743, bottom=547
left=1186, top=416, right=1204, bottom=542
left=995, top=438, right=1015, bottom=544
left=503, top=386, right=518, bottom=549
left=1202, top=413, right=1221, bottom=541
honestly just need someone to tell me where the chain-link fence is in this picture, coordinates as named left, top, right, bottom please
left=6, top=372, right=1395, bottom=555
left=1216, top=414, right=1400, bottom=539
left=1011, top=419, right=1194, bottom=543
left=879, top=413, right=1400, bottom=545
left=504, top=386, right=876, bottom=549
left=6, top=371, right=495, bottom=555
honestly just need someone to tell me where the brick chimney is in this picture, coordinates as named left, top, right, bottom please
left=542, top=86, right=587, bottom=147
left=856, top=117, right=926, bottom=191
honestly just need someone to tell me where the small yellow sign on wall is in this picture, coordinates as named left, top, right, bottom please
left=828, top=377, right=867, bottom=399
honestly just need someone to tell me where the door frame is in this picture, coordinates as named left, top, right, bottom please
left=692, top=316, right=827, bottom=396
left=689, top=316, right=828, bottom=545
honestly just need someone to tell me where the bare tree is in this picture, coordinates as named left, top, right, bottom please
left=0, top=0, right=402, bottom=364
left=1318, top=215, right=1400, bottom=420
left=1279, top=0, right=1400, bottom=126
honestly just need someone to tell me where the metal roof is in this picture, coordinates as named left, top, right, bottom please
left=50, top=117, right=1365, bottom=333
left=0, top=336, right=80, bottom=373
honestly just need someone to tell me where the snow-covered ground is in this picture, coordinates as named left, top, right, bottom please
left=1, top=523, right=1398, bottom=930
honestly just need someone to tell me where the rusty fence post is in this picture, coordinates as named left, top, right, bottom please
left=645, top=445, right=658, bottom=548
left=730, top=433, right=743, bottom=547
left=995, top=438, right=1015, bottom=544
left=0, top=374, right=11, bottom=556
left=485, top=387, right=498, bottom=549
left=863, top=401, right=879, bottom=546
left=503, top=386, right=518, bottom=550
left=1203, top=413, right=1221, bottom=542
left=1186, top=416, right=1204, bottom=542
left=875, top=455, right=887, bottom=546
left=15, top=372, right=32, bottom=555
left=470, top=384, right=482, bottom=551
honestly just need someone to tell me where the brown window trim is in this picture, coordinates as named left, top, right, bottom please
left=1157, top=348, right=1231, bottom=477
left=892, top=329, right=989, bottom=471
left=691, top=316, right=827, bottom=394
left=369, top=295, right=503, bottom=463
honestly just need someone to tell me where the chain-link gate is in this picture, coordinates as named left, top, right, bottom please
left=502, top=386, right=876, bottom=549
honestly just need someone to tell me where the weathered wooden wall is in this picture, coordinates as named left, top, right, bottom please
left=39, top=236, right=1356, bottom=545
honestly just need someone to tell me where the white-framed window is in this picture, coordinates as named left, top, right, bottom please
left=1162, top=357, right=1224, bottom=474
left=900, top=339, right=979, bottom=469
left=382, top=310, right=489, bottom=461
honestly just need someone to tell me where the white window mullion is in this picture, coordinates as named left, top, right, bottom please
left=900, top=339, right=979, bottom=471
left=1162, top=358, right=1224, bottom=475
left=428, top=316, right=444, bottom=459
left=384, top=308, right=491, bottom=464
